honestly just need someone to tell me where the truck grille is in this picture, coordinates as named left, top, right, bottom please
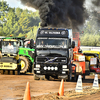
left=36, top=57, right=66, bottom=63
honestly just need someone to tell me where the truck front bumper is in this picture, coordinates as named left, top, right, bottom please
left=34, top=63, right=69, bottom=76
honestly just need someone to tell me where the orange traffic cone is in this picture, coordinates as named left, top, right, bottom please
left=23, top=82, right=31, bottom=100
left=58, top=79, right=64, bottom=96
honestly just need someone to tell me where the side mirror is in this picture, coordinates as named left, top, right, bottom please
left=30, top=39, right=34, bottom=49
left=72, top=41, right=75, bottom=48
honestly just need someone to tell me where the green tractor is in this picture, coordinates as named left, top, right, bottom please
left=9, top=37, right=35, bottom=73
left=0, top=38, right=21, bottom=75
left=18, top=39, right=35, bottom=73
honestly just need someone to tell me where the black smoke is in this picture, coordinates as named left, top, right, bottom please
left=20, top=0, right=87, bottom=29
left=91, top=0, right=100, bottom=26
left=92, top=0, right=100, bottom=7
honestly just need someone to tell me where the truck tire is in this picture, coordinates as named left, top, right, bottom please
left=20, top=56, right=30, bottom=73
left=68, top=64, right=72, bottom=81
left=45, top=75, right=50, bottom=80
left=74, top=69, right=78, bottom=82
left=68, top=71, right=72, bottom=81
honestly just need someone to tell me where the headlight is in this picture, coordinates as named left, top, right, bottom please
left=62, top=65, right=67, bottom=68
left=55, top=67, right=58, bottom=70
left=63, top=69, right=69, bottom=71
left=36, top=64, right=40, bottom=68
left=62, top=71, right=66, bottom=74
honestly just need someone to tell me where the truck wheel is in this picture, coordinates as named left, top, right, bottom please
left=68, top=71, right=72, bottom=81
left=34, top=74, right=40, bottom=80
left=68, top=64, right=72, bottom=81
left=45, top=75, right=50, bottom=80
left=20, top=56, right=30, bottom=73
left=74, top=68, right=78, bottom=82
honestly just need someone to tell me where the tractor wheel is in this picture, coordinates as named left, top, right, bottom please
left=20, top=56, right=30, bottom=73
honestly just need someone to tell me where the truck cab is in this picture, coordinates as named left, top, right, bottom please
left=34, top=28, right=75, bottom=80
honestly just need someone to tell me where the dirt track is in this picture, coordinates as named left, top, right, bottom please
left=0, top=74, right=100, bottom=100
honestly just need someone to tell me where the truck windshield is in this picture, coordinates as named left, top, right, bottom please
left=2, top=41, right=18, bottom=54
left=36, top=38, right=68, bottom=48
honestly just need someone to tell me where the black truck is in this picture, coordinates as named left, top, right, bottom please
left=33, top=28, right=75, bottom=80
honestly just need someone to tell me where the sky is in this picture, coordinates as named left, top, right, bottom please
left=4, top=0, right=36, bottom=12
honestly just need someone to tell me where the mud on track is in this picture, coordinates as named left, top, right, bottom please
left=0, top=74, right=100, bottom=100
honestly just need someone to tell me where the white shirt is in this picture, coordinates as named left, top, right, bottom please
left=8, top=45, right=14, bottom=49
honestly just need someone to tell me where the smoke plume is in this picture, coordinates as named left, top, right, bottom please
left=88, top=0, right=100, bottom=27
left=20, top=0, right=87, bottom=29
left=92, top=0, right=100, bottom=7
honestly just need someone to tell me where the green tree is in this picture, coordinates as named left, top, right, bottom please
left=0, top=0, right=9, bottom=35
left=0, top=1, right=40, bottom=37
left=80, top=34, right=100, bottom=46
left=26, top=26, right=39, bottom=40
left=2, top=7, right=18, bottom=36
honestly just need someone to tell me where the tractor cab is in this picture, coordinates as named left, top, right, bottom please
left=2, top=39, right=19, bottom=55
left=0, top=39, right=21, bottom=75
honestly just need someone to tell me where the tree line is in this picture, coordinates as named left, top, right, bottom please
left=0, top=1, right=40, bottom=40
left=80, top=11, right=100, bottom=46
